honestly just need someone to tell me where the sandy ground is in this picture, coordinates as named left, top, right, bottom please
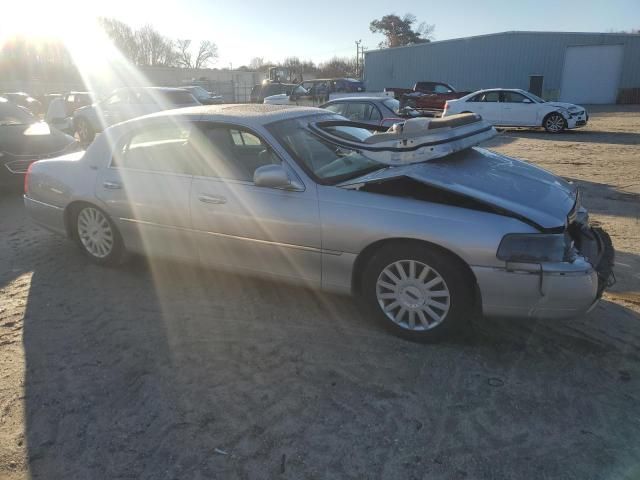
left=0, top=107, right=639, bottom=480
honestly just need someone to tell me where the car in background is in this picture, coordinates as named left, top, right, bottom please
left=264, top=79, right=366, bottom=106
left=250, top=82, right=297, bottom=103
left=0, top=97, right=78, bottom=190
left=385, top=82, right=469, bottom=111
left=1, top=92, right=43, bottom=116
left=182, top=85, right=224, bottom=105
left=45, top=92, right=94, bottom=135
left=443, top=88, right=588, bottom=133
left=320, top=97, right=430, bottom=127
left=24, top=104, right=614, bottom=342
left=73, top=86, right=200, bottom=144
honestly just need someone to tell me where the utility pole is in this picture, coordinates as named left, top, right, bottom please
left=355, top=39, right=362, bottom=78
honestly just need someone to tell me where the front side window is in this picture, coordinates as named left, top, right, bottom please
left=113, top=122, right=193, bottom=174
left=195, top=125, right=281, bottom=182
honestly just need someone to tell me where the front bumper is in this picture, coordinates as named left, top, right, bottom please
left=473, top=226, right=614, bottom=320
left=566, top=110, right=588, bottom=129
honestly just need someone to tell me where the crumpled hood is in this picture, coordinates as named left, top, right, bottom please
left=545, top=102, right=584, bottom=112
left=342, top=147, right=577, bottom=230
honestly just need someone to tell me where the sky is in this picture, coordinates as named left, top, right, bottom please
left=1, top=0, right=639, bottom=68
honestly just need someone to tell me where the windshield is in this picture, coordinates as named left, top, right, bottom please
left=382, top=98, right=420, bottom=117
left=0, top=101, right=35, bottom=125
left=526, top=92, right=546, bottom=103
left=267, top=115, right=386, bottom=184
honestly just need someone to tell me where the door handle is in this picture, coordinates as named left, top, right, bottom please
left=103, top=181, right=122, bottom=190
left=198, top=194, right=227, bottom=205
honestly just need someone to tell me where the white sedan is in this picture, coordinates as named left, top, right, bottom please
left=443, top=88, right=588, bottom=133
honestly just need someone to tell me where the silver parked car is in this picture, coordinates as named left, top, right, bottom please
left=24, top=105, right=614, bottom=341
left=73, top=86, right=200, bottom=145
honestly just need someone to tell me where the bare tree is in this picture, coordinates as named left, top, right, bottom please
left=317, top=56, right=357, bottom=78
left=176, top=39, right=193, bottom=68
left=98, top=17, right=139, bottom=61
left=249, top=57, right=265, bottom=70
left=194, top=41, right=218, bottom=69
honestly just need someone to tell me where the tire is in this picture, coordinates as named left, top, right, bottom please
left=361, top=243, right=474, bottom=342
left=73, top=204, right=124, bottom=266
left=76, top=117, right=96, bottom=145
left=543, top=112, right=566, bottom=133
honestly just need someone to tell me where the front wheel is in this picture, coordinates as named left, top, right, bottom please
left=543, top=113, right=566, bottom=133
left=361, top=244, right=474, bottom=342
left=74, top=205, right=124, bottom=265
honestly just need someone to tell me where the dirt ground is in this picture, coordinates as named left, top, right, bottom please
left=1, top=107, right=639, bottom=480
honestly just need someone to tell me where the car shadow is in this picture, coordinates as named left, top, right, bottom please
left=489, top=128, right=640, bottom=146
left=3, top=189, right=640, bottom=478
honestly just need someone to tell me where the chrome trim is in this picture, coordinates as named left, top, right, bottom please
left=23, top=195, right=64, bottom=210
left=118, top=217, right=342, bottom=256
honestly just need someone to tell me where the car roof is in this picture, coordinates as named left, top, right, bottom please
left=125, top=104, right=328, bottom=126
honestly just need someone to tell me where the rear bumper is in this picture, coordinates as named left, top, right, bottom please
left=24, top=195, right=67, bottom=236
left=473, top=227, right=615, bottom=320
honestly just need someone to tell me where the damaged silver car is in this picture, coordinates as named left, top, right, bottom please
left=24, top=105, right=614, bottom=341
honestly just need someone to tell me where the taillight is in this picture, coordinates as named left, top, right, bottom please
left=443, top=101, right=449, bottom=115
left=24, top=162, right=34, bottom=195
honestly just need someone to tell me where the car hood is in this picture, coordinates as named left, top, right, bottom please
left=0, top=122, right=76, bottom=156
left=544, top=101, right=583, bottom=111
left=340, top=147, right=576, bottom=230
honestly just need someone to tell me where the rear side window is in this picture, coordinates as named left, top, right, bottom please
left=480, top=92, right=500, bottom=102
left=113, top=123, right=194, bottom=174
left=323, top=103, right=347, bottom=116
left=164, top=91, right=198, bottom=105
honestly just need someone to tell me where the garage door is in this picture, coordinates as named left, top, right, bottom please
left=560, top=45, right=624, bottom=104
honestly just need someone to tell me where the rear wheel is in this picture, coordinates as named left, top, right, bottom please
left=74, top=205, right=124, bottom=265
left=76, top=118, right=95, bottom=144
left=543, top=113, right=566, bottom=133
left=362, top=243, right=474, bottom=342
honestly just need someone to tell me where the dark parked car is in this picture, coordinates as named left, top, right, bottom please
left=1, top=92, right=43, bottom=115
left=250, top=82, right=297, bottom=103
left=182, top=86, right=224, bottom=105
left=0, top=97, right=78, bottom=190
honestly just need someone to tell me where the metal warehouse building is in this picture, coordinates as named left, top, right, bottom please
left=364, top=31, right=640, bottom=104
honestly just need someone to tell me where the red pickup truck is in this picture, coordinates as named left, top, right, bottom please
left=385, top=82, right=470, bottom=111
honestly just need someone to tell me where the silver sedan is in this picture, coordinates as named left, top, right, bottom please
left=24, top=105, right=614, bottom=341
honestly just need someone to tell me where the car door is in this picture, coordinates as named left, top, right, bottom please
left=470, top=91, right=501, bottom=124
left=189, top=123, right=322, bottom=284
left=500, top=91, right=538, bottom=126
left=95, top=119, right=197, bottom=259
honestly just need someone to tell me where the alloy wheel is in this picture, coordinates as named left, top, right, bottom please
left=77, top=207, right=114, bottom=258
left=545, top=114, right=565, bottom=133
left=375, top=259, right=451, bottom=331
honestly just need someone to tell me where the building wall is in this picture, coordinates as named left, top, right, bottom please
left=364, top=32, right=640, bottom=101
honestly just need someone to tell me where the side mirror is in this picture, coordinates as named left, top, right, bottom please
left=522, top=98, right=533, bottom=104
left=254, top=164, right=300, bottom=190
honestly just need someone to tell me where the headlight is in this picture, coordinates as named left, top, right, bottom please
left=497, top=234, right=569, bottom=263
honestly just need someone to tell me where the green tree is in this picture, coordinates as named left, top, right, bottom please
left=369, top=13, right=434, bottom=48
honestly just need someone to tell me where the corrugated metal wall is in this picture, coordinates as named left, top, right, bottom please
left=364, top=32, right=640, bottom=100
